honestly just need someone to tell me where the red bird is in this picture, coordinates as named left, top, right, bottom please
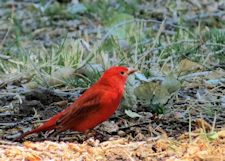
left=16, top=66, right=136, bottom=140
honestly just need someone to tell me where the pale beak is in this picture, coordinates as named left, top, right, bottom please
left=127, top=69, right=138, bottom=75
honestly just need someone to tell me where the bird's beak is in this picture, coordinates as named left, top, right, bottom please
left=127, top=69, right=138, bottom=75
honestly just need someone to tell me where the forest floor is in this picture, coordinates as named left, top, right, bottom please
left=0, top=0, right=225, bottom=160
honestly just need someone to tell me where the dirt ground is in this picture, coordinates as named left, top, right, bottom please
left=0, top=0, right=225, bottom=160
left=0, top=88, right=225, bottom=160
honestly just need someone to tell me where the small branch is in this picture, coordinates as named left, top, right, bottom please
left=179, top=71, right=211, bottom=80
left=184, top=11, right=225, bottom=22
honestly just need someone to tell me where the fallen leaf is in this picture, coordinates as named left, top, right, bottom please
left=195, top=118, right=212, bottom=132
left=48, top=67, right=76, bottom=86
left=125, top=109, right=142, bottom=118
left=177, top=58, right=204, bottom=74
left=76, top=64, right=104, bottom=77
left=99, top=121, right=119, bottom=133
left=134, top=75, right=181, bottom=105
left=207, top=132, right=219, bottom=140
left=218, top=130, right=225, bottom=138
left=26, top=153, right=41, bottom=161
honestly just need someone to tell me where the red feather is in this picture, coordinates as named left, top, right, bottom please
left=16, top=66, right=136, bottom=140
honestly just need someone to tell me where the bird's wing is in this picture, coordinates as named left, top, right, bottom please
left=55, top=85, right=106, bottom=131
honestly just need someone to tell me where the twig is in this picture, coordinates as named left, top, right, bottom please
left=184, top=11, right=225, bottom=22
left=0, top=114, right=36, bottom=127
left=179, top=71, right=211, bottom=80
left=0, top=140, right=20, bottom=146
left=117, top=121, right=151, bottom=131
left=0, top=52, right=25, bottom=66
left=205, top=42, right=225, bottom=48
left=188, top=107, right=192, bottom=142
left=211, top=112, right=217, bottom=133
left=0, top=27, right=10, bottom=48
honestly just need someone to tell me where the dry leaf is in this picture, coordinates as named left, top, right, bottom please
left=54, top=100, right=68, bottom=107
left=48, top=67, right=76, bottom=86
left=134, top=75, right=180, bottom=105
left=218, top=130, right=225, bottom=138
left=195, top=118, right=212, bottom=132
left=26, top=153, right=41, bottom=161
left=177, top=59, right=204, bottom=74
left=76, top=64, right=104, bottom=77
left=99, top=121, right=119, bottom=133
left=23, top=141, right=36, bottom=149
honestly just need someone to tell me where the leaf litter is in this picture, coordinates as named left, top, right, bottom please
left=1, top=132, right=225, bottom=160
left=0, top=0, right=225, bottom=160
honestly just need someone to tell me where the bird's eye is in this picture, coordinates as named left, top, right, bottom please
left=120, top=71, right=125, bottom=75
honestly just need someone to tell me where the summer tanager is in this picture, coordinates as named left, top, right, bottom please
left=16, top=66, right=136, bottom=140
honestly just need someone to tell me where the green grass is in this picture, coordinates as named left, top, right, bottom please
left=0, top=1, right=224, bottom=112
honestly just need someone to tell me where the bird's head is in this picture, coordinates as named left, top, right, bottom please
left=99, top=66, right=137, bottom=87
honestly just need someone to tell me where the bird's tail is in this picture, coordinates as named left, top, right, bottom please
left=15, top=111, right=64, bottom=141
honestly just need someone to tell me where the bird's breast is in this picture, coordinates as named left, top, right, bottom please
left=101, top=91, right=122, bottom=116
